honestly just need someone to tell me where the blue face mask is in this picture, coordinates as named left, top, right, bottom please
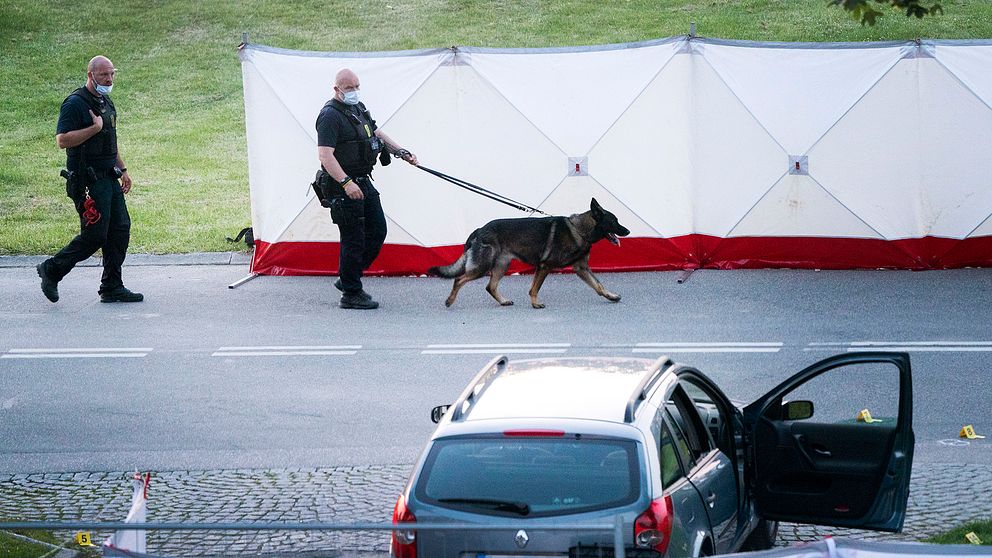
left=95, top=83, right=113, bottom=95
left=342, top=90, right=360, bottom=105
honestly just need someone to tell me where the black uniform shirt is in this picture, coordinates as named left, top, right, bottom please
left=57, top=90, right=116, bottom=171
left=315, top=99, right=378, bottom=175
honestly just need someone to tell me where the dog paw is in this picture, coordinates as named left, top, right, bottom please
left=531, top=302, right=545, bottom=309
left=605, top=293, right=621, bottom=302
left=500, top=300, right=514, bottom=306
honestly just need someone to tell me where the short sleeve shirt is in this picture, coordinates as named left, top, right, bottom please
left=56, top=94, right=95, bottom=135
left=315, top=100, right=378, bottom=174
left=315, top=100, right=377, bottom=148
left=57, top=90, right=116, bottom=170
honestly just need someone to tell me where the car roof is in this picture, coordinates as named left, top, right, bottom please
left=453, top=356, right=668, bottom=424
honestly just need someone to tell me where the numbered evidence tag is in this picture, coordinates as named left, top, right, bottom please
left=75, top=532, right=95, bottom=546
left=855, top=409, right=882, bottom=423
left=959, top=425, right=986, bottom=439
left=965, top=531, right=983, bottom=545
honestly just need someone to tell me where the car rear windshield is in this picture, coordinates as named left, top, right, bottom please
left=416, top=436, right=640, bottom=518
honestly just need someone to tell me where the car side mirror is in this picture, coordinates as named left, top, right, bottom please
left=431, top=405, right=451, bottom=423
left=783, top=400, right=814, bottom=420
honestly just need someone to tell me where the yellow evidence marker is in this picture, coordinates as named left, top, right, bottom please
left=856, top=409, right=882, bottom=423
left=965, top=531, right=983, bottom=545
left=75, top=532, right=95, bottom=546
left=959, top=425, right=986, bottom=439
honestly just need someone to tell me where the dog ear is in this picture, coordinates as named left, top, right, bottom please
left=590, top=197, right=603, bottom=216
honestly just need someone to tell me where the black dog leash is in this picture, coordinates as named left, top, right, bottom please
left=415, top=165, right=548, bottom=215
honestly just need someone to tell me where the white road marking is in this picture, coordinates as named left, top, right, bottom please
left=6, top=341, right=988, bottom=360
left=422, top=343, right=570, bottom=355
left=636, top=342, right=784, bottom=347
left=805, top=341, right=992, bottom=352
left=213, top=351, right=358, bottom=357
left=6, top=348, right=152, bottom=352
left=633, top=348, right=782, bottom=353
left=633, top=342, right=782, bottom=353
left=217, top=345, right=362, bottom=351
left=423, top=349, right=569, bottom=355
left=426, top=343, right=572, bottom=348
left=2, top=348, right=152, bottom=359
left=212, top=345, right=361, bottom=357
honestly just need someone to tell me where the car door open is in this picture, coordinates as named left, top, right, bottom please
left=742, top=352, right=913, bottom=532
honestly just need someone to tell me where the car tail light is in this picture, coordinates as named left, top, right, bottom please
left=503, top=429, right=565, bottom=436
left=634, top=495, right=673, bottom=555
left=390, top=494, right=417, bottom=558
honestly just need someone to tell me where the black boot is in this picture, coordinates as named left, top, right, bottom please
left=340, top=292, right=378, bottom=309
left=36, top=262, right=59, bottom=303
left=100, top=287, right=144, bottom=303
left=335, top=278, right=371, bottom=301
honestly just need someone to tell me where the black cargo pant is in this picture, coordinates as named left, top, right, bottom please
left=334, top=176, right=387, bottom=294
left=43, top=174, right=131, bottom=294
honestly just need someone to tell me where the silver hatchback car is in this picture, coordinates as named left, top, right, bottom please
left=391, top=352, right=913, bottom=557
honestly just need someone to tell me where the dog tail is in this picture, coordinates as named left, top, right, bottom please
left=429, top=234, right=477, bottom=278
left=428, top=253, right=467, bottom=278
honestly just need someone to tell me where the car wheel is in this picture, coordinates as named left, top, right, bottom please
left=742, top=518, right=779, bottom=551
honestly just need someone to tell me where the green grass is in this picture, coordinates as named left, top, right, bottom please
left=0, top=522, right=104, bottom=557
left=926, top=518, right=992, bottom=545
left=0, top=528, right=59, bottom=558
left=2, top=0, right=992, bottom=254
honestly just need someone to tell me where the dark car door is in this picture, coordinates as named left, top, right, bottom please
left=742, top=352, right=913, bottom=531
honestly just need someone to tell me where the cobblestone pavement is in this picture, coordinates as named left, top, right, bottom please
left=2, top=463, right=990, bottom=557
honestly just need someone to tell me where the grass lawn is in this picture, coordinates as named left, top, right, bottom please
left=926, top=518, right=992, bottom=545
left=0, top=527, right=61, bottom=558
left=0, top=523, right=103, bottom=557
left=2, top=0, right=991, bottom=254
left=0, top=532, right=50, bottom=558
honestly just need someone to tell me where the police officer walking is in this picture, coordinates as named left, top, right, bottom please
left=37, top=55, right=142, bottom=304
left=316, top=68, right=417, bottom=309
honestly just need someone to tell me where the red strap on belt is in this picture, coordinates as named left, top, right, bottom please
left=82, top=193, right=101, bottom=226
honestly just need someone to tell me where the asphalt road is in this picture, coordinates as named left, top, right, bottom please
left=1, top=262, right=990, bottom=473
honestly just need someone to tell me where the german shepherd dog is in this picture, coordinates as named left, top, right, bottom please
left=428, top=198, right=630, bottom=308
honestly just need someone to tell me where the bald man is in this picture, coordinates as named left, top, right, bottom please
left=315, top=68, right=418, bottom=309
left=37, top=55, right=142, bottom=303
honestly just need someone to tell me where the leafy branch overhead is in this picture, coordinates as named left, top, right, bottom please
left=831, top=0, right=944, bottom=26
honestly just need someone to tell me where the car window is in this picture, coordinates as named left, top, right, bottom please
left=777, top=361, right=901, bottom=425
left=664, top=408, right=696, bottom=469
left=416, top=436, right=640, bottom=518
left=681, top=379, right=733, bottom=457
left=658, top=417, right=685, bottom=488
left=666, top=385, right=712, bottom=461
left=652, top=408, right=687, bottom=489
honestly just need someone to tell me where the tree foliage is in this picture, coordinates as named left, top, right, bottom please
left=831, top=0, right=944, bottom=26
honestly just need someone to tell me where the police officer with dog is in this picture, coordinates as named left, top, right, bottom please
left=37, top=55, right=143, bottom=304
left=315, top=68, right=417, bottom=309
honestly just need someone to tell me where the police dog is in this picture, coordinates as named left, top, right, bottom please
left=428, top=198, right=630, bottom=308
